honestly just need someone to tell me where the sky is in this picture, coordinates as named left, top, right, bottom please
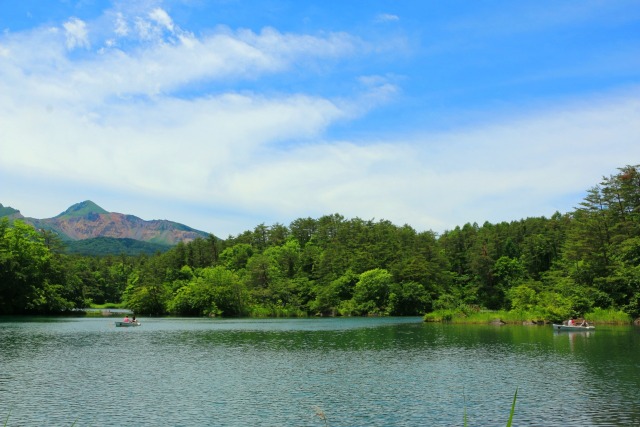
left=1, top=0, right=639, bottom=238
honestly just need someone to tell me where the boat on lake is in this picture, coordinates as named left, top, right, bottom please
left=115, top=321, right=141, bottom=327
left=552, top=324, right=594, bottom=331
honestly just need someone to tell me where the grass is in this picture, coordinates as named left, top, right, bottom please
left=424, top=308, right=545, bottom=324
left=246, top=305, right=308, bottom=318
left=425, top=306, right=634, bottom=325
left=463, top=388, right=468, bottom=426
left=583, top=307, right=632, bottom=324
left=455, top=310, right=545, bottom=324
left=463, top=388, right=518, bottom=427
left=506, top=388, right=518, bottom=427
left=90, top=302, right=127, bottom=309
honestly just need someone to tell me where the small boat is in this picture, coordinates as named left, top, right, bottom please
left=552, top=324, right=594, bottom=331
left=115, top=321, right=141, bottom=327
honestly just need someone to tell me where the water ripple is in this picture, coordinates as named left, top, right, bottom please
left=1, top=318, right=639, bottom=426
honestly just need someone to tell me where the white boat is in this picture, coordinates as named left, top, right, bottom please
left=115, top=321, right=141, bottom=327
left=552, top=324, right=594, bottom=331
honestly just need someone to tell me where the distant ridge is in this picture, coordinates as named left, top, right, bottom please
left=0, top=200, right=212, bottom=252
left=64, top=237, right=173, bottom=256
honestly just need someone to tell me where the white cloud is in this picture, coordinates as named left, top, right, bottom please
left=0, top=18, right=359, bottom=103
left=204, top=91, right=640, bottom=231
left=1, top=84, right=638, bottom=234
left=149, top=8, right=174, bottom=33
left=0, top=6, right=369, bottom=203
left=114, top=12, right=129, bottom=37
left=375, top=13, right=400, bottom=23
left=63, top=18, right=89, bottom=50
left=0, top=87, right=348, bottom=201
left=134, top=16, right=157, bottom=40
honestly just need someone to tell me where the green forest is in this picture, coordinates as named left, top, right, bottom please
left=1, top=165, right=639, bottom=323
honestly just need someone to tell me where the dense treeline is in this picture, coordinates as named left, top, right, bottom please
left=64, top=237, right=172, bottom=256
left=1, top=165, right=639, bottom=321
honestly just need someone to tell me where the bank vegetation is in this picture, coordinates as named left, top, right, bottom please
left=1, top=165, right=639, bottom=324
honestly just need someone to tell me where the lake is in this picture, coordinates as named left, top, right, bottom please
left=1, top=317, right=639, bottom=426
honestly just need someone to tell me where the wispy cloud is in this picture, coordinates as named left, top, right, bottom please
left=375, top=13, right=400, bottom=23
left=216, top=91, right=640, bottom=230
left=148, top=8, right=174, bottom=33
left=63, top=18, right=90, bottom=50
left=1, top=9, right=360, bottom=101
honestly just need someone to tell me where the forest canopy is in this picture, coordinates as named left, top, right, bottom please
left=1, top=165, right=639, bottom=322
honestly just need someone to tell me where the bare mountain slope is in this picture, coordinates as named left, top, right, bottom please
left=2, top=200, right=210, bottom=246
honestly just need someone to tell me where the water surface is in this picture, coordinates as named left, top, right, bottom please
left=1, top=317, right=638, bottom=426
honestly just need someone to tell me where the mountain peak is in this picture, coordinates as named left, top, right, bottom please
left=0, top=203, right=21, bottom=218
left=57, top=200, right=108, bottom=218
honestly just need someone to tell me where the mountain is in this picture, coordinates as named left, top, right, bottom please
left=0, top=203, right=23, bottom=219
left=1, top=201, right=211, bottom=253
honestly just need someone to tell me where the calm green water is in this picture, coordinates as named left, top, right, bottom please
left=1, top=317, right=639, bottom=426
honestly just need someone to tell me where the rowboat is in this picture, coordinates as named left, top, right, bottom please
left=115, top=321, right=141, bottom=327
left=552, top=324, right=594, bottom=331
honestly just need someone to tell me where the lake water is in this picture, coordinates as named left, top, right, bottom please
left=1, top=317, right=639, bottom=426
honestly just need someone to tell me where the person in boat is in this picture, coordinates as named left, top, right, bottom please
left=132, top=316, right=137, bottom=324
left=123, top=315, right=130, bottom=323
left=579, top=319, right=589, bottom=327
left=567, top=318, right=575, bottom=326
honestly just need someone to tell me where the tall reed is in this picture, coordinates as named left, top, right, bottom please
left=462, top=388, right=518, bottom=427
left=506, top=388, right=518, bottom=427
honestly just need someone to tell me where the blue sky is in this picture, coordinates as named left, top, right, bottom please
left=1, top=0, right=639, bottom=237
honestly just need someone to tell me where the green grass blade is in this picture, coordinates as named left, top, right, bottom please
left=506, top=388, right=518, bottom=427
left=3, top=410, right=10, bottom=427
left=463, top=387, right=468, bottom=427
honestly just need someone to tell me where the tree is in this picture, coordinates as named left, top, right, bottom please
left=309, top=270, right=358, bottom=315
left=219, top=243, right=253, bottom=271
left=245, top=253, right=279, bottom=289
left=263, top=238, right=301, bottom=279
left=0, top=220, right=54, bottom=313
left=289, top=217, right=317, bottom=247
left=123, top=257, right=170, bottom=315
left=387, top=281, right=431, bottom=315
left=564, top=186, right=613, bottom=283
left=507, top=283, right=538, bottom=311
left=351, top=268, right=394, bottom=315
left=492, top=256, right=527, bottom=307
